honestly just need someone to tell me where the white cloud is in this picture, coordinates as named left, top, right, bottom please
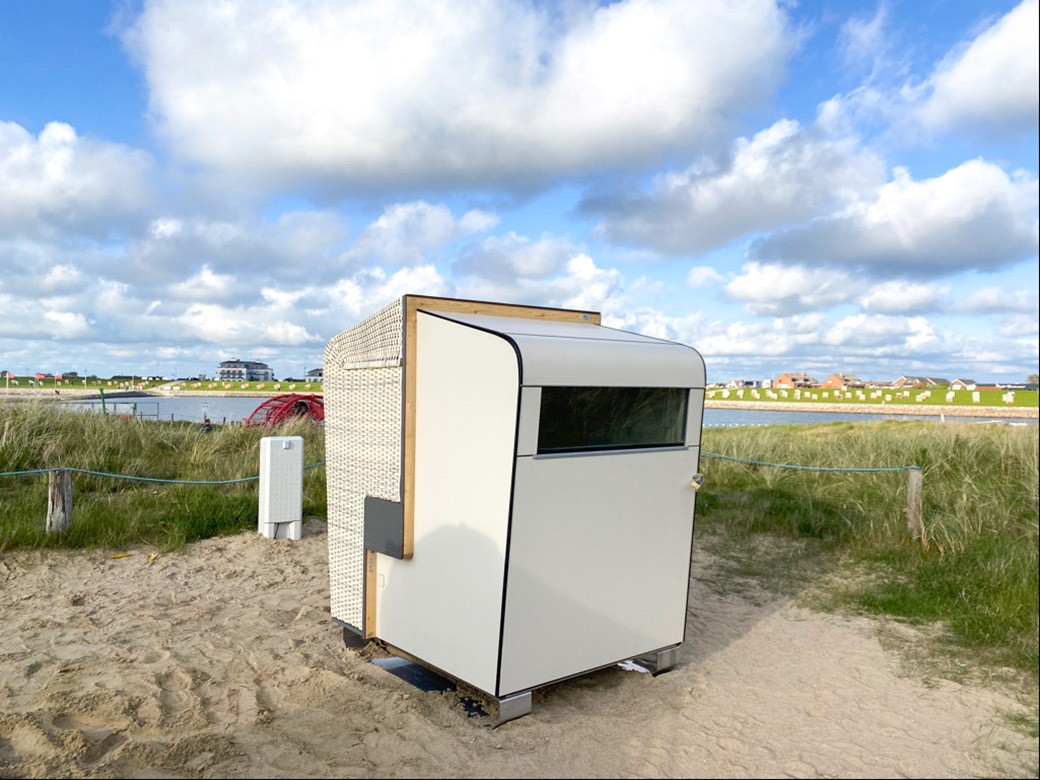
left=838, top=5, right=889, bottom=72
left=454, top=232, right=577, bottom=281
left=0, top=120, right=154, bottom=235
left=342, top=201, right=484, bottom=268
left=42, top=310, right=90, bottom=338
left=686, top=266, right=725, bottom=288
left=455, top=252, right=627, bottom=313
left=916, top=0, right=1039, bottom=137
left=123, top=0, right=792, bottom=190
left=40, top=265, right=86, bottom=294
left=326, top=265, right=452, bottom=324
left=998, top=314, right=1040, bottom=340
left=170, top=265, right=235, bottom=301
left=149, top=217, right=183, bottom=238
left=964, top=287, right=1039, bottom=314
left=858, top=280, right=949, bottom=314
left=176, top=302, right=320, bottom=346
left=752, top=159, right=1039, bottom=274
left=723, top=262, right=855, bottom=314
left=459, top=210, right=500, bottom=234
left=585, top=117, right=885, bottom=255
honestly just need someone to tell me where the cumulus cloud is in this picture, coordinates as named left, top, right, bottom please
left=39, top=265, right=87, bottom=294
left=583, top=117, right=885, bottom=255
left=0, top=120, right=154, bottom=236
left=170, top=265, right=236, bottom=302
left=42, top=311, right=91, bottom=338
left=122, top=0, right=792, bottom=190
left=838, top=4, right=890, bottom=76
left=915, top=0, right=1039, bottom=137
left=324, top=265, right=452, bottom=324
left=454, top=232, right=577, bottom=282
left=858, top=280, right=950, bottom=314
left=964, top=287, right=1039, bottom=314
left=455, top=253, right=627, bottom=313
left=117, top=209, right=352, bottom=292
left=751, top=159, right=1039, bottom=274
left=723, top=262, right=855, bottom=315
left=342, top=202, right=491, bottom=268
left=686, top=266, right=725, bottom=288
left=175, top=298, right=332, bottom=346
left=998, top=313, right=1040, bottom=340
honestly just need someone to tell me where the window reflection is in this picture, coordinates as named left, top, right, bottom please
left=537, top=387, right=688, bottom=454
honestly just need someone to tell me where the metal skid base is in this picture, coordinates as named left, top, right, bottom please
left=346, top=628, right=680, bottom=726
left=495, top=691, right=532, bottom=726
left=639, top=645, right=680, bottom=675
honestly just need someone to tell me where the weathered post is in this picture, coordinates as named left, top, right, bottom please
left=905, top=468, right=924, bottom=545
left=46, top=469, right=73, bottom=533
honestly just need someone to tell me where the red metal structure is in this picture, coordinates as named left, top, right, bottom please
left=244, top=393, right=325, bottom=426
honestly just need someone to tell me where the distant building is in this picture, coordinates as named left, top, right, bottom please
left=217, top=359, right=274, bottom=382
left=774, top=372, right=818, bottom=388
left=949, top=378, right=978, bottom=390
left=306, top=367, right=323, bottom=382
left=820, top=373, right=864, bottom=389
left=892, top=376, right=950, bottom=389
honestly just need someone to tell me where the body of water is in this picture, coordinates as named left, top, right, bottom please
left=66, top=395, right=274, bottom=424
left=64, top=394, right=1038, bottom=428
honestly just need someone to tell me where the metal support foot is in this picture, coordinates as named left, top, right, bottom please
left=495, top=691, right=532, bottom=726
left=651, top=645, right=680, bottom=675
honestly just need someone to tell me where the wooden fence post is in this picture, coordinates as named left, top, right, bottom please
left=47, top=469, right=72, bottom=533
left=905, top=468, right=924, bottom=544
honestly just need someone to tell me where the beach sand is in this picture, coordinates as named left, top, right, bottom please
left=1, top=520, right=1035, bottom=778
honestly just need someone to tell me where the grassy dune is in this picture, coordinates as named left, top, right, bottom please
left=2, top=404, right=1037, bottom=686
left=0, top=402, right=326, bottom=551
left=698, top=420, right=1039, bottom=680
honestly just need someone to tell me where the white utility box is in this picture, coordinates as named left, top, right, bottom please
left=258, top=435, right=303, bottom=540
left=324, top=296, right=705, bottom=721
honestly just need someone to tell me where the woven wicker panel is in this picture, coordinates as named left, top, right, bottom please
left=324, top=299, right=404, bottom=630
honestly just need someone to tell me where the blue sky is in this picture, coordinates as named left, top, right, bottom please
left=1, top=0, right=1037, bottom=383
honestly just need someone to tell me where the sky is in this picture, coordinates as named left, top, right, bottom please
left=0, top=0, right=1037, bottom=384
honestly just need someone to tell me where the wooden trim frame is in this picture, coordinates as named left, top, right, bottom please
left=401, top=296, right=599, bottom=559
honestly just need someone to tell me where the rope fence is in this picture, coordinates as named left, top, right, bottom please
left=1, top=461, right=326, bottom=534
left=0, top=462, right=326, bottom=483
left=5, top=453, right=923, bottom=543
left=700, top=451, right=926, bottom=543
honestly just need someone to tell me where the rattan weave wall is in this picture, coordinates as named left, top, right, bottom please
left=323, top=299, right=405, bottom=632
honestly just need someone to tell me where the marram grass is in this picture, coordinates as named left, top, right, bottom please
left=699, top=420, right=1039, bottom=678
left=0, top=402, right=326, bottom=552
left=2, top=404, right=1037, bottom=681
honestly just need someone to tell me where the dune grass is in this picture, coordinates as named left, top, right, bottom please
left=698, top=420, right=1039, bottom=680
left=0, top=402, right=326, bottom=552
left=3, top=403, right=1037, bottom=689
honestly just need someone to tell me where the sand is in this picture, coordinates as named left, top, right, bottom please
left=1, top=520, right=1035, bottom=779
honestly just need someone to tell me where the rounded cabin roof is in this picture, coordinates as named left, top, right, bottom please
left=424, top=311, right=705, bottom=388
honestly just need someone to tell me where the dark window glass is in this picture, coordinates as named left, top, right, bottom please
left=537, top=387, right=688, bottom=454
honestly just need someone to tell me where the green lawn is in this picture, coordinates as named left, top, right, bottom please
left=707, top=386, right=1038, bottom=409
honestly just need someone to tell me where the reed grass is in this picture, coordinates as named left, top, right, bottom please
left=0, top=402, right=326, bottom=552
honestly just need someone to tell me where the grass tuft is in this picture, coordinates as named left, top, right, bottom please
left=1, top=402, right=325, bottom=552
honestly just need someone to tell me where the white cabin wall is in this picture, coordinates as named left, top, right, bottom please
left=500, top=447, right=699, bottom=695
left=375, top=312, right=520, bottom=695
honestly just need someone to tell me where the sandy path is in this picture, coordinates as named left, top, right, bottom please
left=1, top=521, right=1034, bottom=778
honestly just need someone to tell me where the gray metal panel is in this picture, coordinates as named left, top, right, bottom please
left=364, top=496, right=405, bottom=559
